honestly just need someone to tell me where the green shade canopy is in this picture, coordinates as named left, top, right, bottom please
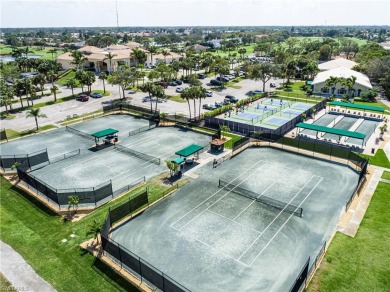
left=175, top=144, right=204, bottom=157
left=329, top=101, right=385, bottom=113
left=306, top=80, right=313, bottom=85
left=91, top=128, right=119, bottom=138
left=171, top=157, right=185, bottom=164
left=296, top=123, right=366, bottom=139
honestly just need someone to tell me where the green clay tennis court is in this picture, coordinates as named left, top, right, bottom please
left=111, top=147, right=359, bottom=291
left=223, top=98, right=314, bottom=130
left=0, top=114, right=212, bottom=199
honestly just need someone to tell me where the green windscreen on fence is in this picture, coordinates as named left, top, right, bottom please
left=296, top=123, right=366, bottom=139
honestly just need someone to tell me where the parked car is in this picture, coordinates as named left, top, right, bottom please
left=90, top=92, right=103, bottom=98
left=183, top=78, right=189, bottom=83
left=202, top=104, right=216, bottom=110
left=198, top=73, right=206, bottom=79
left=225, top=95, right=239, bottom=103
left=76, top=94, right=89, bottom=102
left=128, top=90, right=136, bottom=94
left=270, top=82, right=277, bottom=88
left=210, top=79, right=222, bottom=86
left=176, top=87, right=184, bottom=93
left=175, top=80, right=183, bottom=85
left=223, top=98, right=231, bottom=105
left=215, top=101, right=223, bottom=108
left=169, top=81, right=178, bottom=86
left=206, top=90, right=213, bottom=97
left=251, top=90, right=263, bottom=95
left=156, top=81, right=168, bottom=88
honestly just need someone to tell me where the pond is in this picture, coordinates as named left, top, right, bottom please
left=0, top=55, right=42, bottom=62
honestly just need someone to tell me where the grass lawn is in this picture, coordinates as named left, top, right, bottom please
left=208, top=44, right=256, bottom=58
left=56, top=70, right=81, bottom=87
left=288, top=37, right=367, bottom=47
left=5, top=125, right=57, bottom=140
left=92, top=90, right=111, bottom=97
left=308, top=181, right=390, bottom=291
left=382, top=171, right=390, bottom=180
left=0, top=44, right=64, bottom=60
left=0, top=273, right=16, bottom=292
left=358, top=149, right=390, bottom=169
left=222, top=132, right=242, bottom=149
left=352, top=99, right=390, bottom=113
left=168, top=95, right=186, bottom=103
left=0, top=173, right=188, bottom=291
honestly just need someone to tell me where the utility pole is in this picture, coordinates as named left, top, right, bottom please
left=115, top=0, right=119, bottom=31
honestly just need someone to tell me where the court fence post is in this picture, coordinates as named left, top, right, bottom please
left=93, top=187, right=97, bottom=208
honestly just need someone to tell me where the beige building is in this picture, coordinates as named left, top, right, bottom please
left=56, top=44, right=151, bottom=72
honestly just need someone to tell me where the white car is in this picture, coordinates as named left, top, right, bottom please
left=206, top=90, right=213, bottom=97
left=176, top=87, right=184, bottom=93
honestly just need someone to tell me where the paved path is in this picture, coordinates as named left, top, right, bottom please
left=0, top=241, right=56, bottom=292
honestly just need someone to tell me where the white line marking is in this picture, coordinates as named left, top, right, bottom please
left=237, top=175, right=320, bottom=262
left=171, top=160, right=268, bottom=230
left=232, top=181, right=276, bottom=221
left=170, top=225, right=249, bottom=267
left=248, top=177, right=323, bottom=266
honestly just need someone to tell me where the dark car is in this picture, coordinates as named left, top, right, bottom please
left=156, top=81, right=168, bottom=88
left=76, top=94, right=89, bottom=102
left=251, top=90, right=263, bottom=96
left=210, top=79, right=222, bottom=86
left=90, top=92, right=103, bottom=98
left=175, top=80, right=183, bottom=85
left=198, top=73, right=206, bottom=79
left=225, top=95, right=239, bottom=103
left=183, top=78, right=189, bottom=83
left=169, top=81, right=178, bottom=86
left=215, top=101, right=223, bottom=108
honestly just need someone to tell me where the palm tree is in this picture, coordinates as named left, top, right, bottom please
left=198, top=87, right=207, bottom=120
left=84, top=71, right=95, bottom=92
left=48, top=48, right=58, bottom=60
left=33, top=73, right=46, bottom=96
left=47, top=70, right=58, bottom=101
left=152, top=84, right=165, bottom=113
left=147, top=46, right=158, bottom=67
left=140, top=82, right=156, bottom=112
left=161, top=49, right=171, bottom=63
left=181, top=88, right=192, bottom=120
left=0, top=80, right=14, bottom=114
left=86, top=219, right=102, bottom=245
left=345, top=76, right=357, bottom=99
left=104, top=52, right=117, bottom=73
left=65, top=78, right=77, bottom=96
left=325, top=76, right=340, bottom=96
left=238, top=48, right=247, bottom=60
left=13, top=79, right=25, bottom=108
left=68, top=195, right=79, bottom=212
left=26, top=108, right=47, bottom=131
left=98, top=72, right=107, bottom=93
left=70, top=50, right=87, bottom=70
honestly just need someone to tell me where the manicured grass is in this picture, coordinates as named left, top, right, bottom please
left=0, top=172, right=188, bottom=292
left=225, top=81, right=242, bottom=89
left=208, top=44, right=256, bottom=58
left=4, top=125, right=57, bottom=140
left=0, top=44, right=64, bottom=60
left=168, top=95, right=186, bottom=103
left=381, top=171, right=390, bottom=180
left=222, top=132, right=242, bottom=149
left=56, top=70, right=81, bottom=87
left=358, top=149, right=390, bottom=169
left=352, top=99, right=390, bottom=113
left=287, top=37, right=368, bottom=47
left=91, top=90, right=111, bottom=97
left=1, top=114, right=16, bottom=120
left=308, top=181, right=390, bottom=291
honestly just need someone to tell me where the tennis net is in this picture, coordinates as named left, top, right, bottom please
left=114, top=144, right=161, bottom=165
left=218, top=179, right=303, bottom=217
left=65, top=126, right=94, bottom=141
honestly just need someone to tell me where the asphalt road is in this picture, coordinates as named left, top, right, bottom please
left=1, top=77, right=282, bottom=131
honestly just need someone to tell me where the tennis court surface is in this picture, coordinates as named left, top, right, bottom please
left=111, top=147, right=359, bottom=291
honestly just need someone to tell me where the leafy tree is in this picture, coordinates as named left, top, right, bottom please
left=165, top=160, right=178, bottom=177
left=68, top=195, right=79, bottom=212
left=26, top=108, right=47, bottom=130
left=340, top=38, right=359, bottom=59
left=248, top=62, right=277, bottom=92
left=65, top=78, right=77, bottom=96
left=319, top=44, right=332, bottom=61
left=220, top=125, right=230, bottom=139
left=107, top=67, right=134, bottom=100
left=140, top=82, right=157, bottom=112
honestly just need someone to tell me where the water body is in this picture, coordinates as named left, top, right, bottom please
left=0, top=55, right=42, bottom=62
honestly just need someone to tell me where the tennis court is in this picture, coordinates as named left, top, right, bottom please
left=111, top=147, right=359, bottom=291
left=2, top=114, right=212, bottom=196
left=222, top=98, right=315, bottom=130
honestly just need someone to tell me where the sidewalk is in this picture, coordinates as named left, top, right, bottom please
left=0, top=241, right=56, bottom=292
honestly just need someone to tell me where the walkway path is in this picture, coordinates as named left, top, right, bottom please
left=0, top=241, right=56, bottom=292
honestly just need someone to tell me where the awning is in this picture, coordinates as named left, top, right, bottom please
left=296, top=122, right=366, bottom=139
left=328, top=101, right=385, bottom=113
left=175, top=144, right=204, bottom=157
left=91, top=128, right=119, bottom=138
left=171, top=157, right=185, bottom=164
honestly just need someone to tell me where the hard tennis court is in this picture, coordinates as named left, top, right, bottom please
left=111, top=147, right=359, bottom=291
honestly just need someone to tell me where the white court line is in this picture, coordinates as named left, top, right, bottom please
left=232, top=181, right=277, bottom=221
left=170, top=225, right=250, bottom=267
left=206, top=209, right=261, bottom=235
left=170, top=160, right=268, bottom=231
left=237, top=175, right=319, bottom=262
left=248, top=177, right=323, bottom=266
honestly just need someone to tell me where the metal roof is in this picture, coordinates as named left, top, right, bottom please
left=329, top=101, right=385, bottom=113
left=175, top=144, right=204, bottom=157
left=91, top=128, right=119, bottom=138
left=296, top=123, right=366, bottom=139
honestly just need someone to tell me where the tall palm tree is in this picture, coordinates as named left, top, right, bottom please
left=147, top=46, right=158, bottom=67
left=47, top=70, right=58, bottom=101
left=65, top=78, right=77, bottom=96
left=48, top=48, right=58, bottom=60
left=13, top=79, right=25, bottom=108
left=152, top=83, right=165, bottom=113
left=181, top=88, right=192, bottom=120
left=325, top=76, right=340, bottom=96
left=33, top=73, right=46, bottom=96
left=98, top=72, right=107, bottom=93
left=103, top=52, right=117, bottom=73
left=26, top=108, right=47, bottom=131
left=198, top=87, right=207, bottom=120
left=161, top=49, right=171, bottom=63
left=70, top=50, right=87, bottom=70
